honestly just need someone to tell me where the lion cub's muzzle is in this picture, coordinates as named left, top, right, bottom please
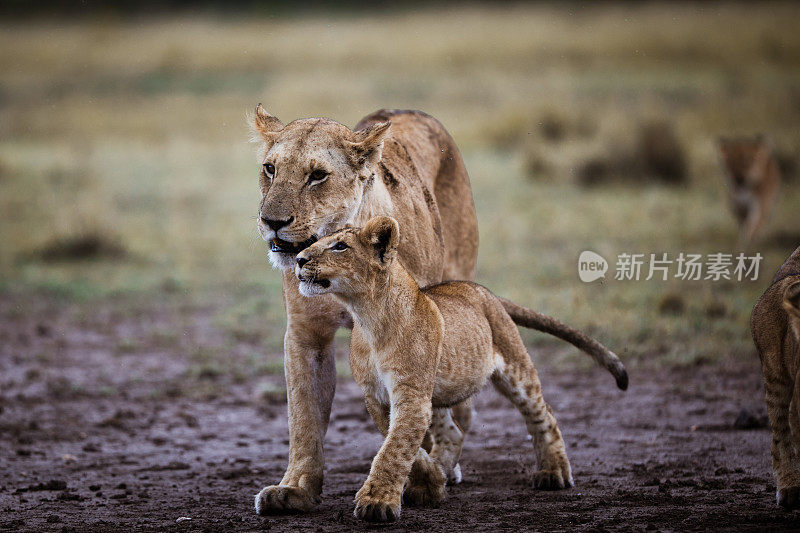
left=295, top=258, right=331, bottom=289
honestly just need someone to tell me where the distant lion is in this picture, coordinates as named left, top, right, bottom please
left=718, top=136, right=781, bottom=246
left=751, top=245, right=800, bottom=510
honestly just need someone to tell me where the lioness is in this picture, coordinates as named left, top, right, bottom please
left=718, top=136, right=781, bottom=246
left=251, top=106, right=480, bottom=514
left=751, top=245, right=800, bottom=509
left=294, top=216, right=628, bottom=522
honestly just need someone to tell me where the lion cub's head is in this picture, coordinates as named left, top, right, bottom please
left=250, top=105, right=391, bottom=271
left=293, top=216, right=399, bottom=298
left=784, top=280, right=800, bottom=341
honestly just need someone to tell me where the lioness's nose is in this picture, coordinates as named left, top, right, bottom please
left=261, top=215, right=294, bottom=232
left=296, top=256, right=309, bottom=268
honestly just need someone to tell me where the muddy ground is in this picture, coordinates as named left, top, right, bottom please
left=1, top=292, right=799, bottom=532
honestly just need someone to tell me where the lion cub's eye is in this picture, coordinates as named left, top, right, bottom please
left=263, top=162, right=275, bottom=176
left=307, top=169, right=329, bottom=185
left=331, top=241, right=348, bottom=252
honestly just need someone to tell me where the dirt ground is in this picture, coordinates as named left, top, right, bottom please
left=1, top=292, right=799, bottom=532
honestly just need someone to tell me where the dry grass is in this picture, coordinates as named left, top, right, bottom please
left=1, top=3, right=799, bottom=367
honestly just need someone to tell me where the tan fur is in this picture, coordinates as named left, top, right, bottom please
left=751, top=245, right=800, bottom=509
left=250, top=107, right=479, bottom=514
left=719, top=137, right=781, bottom=246
left=295, top=217, right=626, bottom=522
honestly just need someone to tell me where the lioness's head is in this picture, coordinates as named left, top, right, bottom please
left=293, top=216, right=399, bottom=298
left=250, top=105, right=391, bottom=270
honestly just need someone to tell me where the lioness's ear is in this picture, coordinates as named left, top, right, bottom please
left=361, top=216, right=399, bottom=265
left=250, top=104, right=284, bottom=142
left=784, top=280, right=800, bottom=318
left=347, top=121, right=391, bottom=169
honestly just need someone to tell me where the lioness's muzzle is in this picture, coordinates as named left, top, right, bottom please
left=271, top=236, right=318, bottom=254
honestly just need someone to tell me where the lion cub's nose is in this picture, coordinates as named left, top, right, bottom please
left=296, top=256, right=309, bottom=268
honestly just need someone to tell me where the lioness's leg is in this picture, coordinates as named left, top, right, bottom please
left=255, top=309, right=338, bottom=514
left=354, top=383, right=433, bottom=522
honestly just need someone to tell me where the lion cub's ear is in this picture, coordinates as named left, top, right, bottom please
left=361, top=216, right=399, bottom=265
left=250, top=104, right=284, bottom=144
left=784, top=280, right=800, bottom=319
left=347, top=121, right=391, bottom=169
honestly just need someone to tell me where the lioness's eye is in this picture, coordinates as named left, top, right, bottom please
left=331, top=242, right=348, bottom=252
left=308, top=169, right=329, bottom=185
left=263, top=162, right=275, bottom=176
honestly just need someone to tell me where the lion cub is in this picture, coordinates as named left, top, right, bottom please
left=752, top=245, right=800, bottom=509
left=718, top=136, right=781, bottom=246
left=295, top=216, right=626, bottom=522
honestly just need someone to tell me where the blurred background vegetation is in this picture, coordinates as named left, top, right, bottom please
left=1, top=1, right=799, bottom=376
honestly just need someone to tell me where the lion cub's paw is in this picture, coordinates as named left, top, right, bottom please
left=777, top=486, right=800, bottom=510
left=403, top=479, right=446, bottom=507
left=354, top=484, right=401, bottom=522
left=404, top=454, right=447, bottom=507
left=254, top=485, right=320, bottom=515
left=533, top=465, right=574, bottom=491
left=448, top=463, right=463, bottom=485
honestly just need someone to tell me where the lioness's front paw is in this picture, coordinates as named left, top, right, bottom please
left=354, top=485, right=401, bottom=522
left=254, top=485, right=320, bottom=515
left=533, top=466, right=573, bottom=491
left=777, top=486, right=800, bottom=510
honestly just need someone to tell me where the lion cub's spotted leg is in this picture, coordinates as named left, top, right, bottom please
left=490, top=332, right=572, bottom=490
left=364, top=396, right=447, bottom=508
left=447, top=399, right=473, bottom=483
left=428, top=408, right=465, bottom=484
left=355, top=386, right=435, bottom=521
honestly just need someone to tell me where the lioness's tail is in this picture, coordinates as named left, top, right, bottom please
left=498, top=297, right=628, bottom=391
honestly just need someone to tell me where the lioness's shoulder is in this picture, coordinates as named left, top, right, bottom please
left=354, top=109, right=433, bottom=131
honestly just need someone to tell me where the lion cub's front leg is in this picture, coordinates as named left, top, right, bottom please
left=355, top=383, right=433, bottom=522
left=364, top=397, right=447, bottom=508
